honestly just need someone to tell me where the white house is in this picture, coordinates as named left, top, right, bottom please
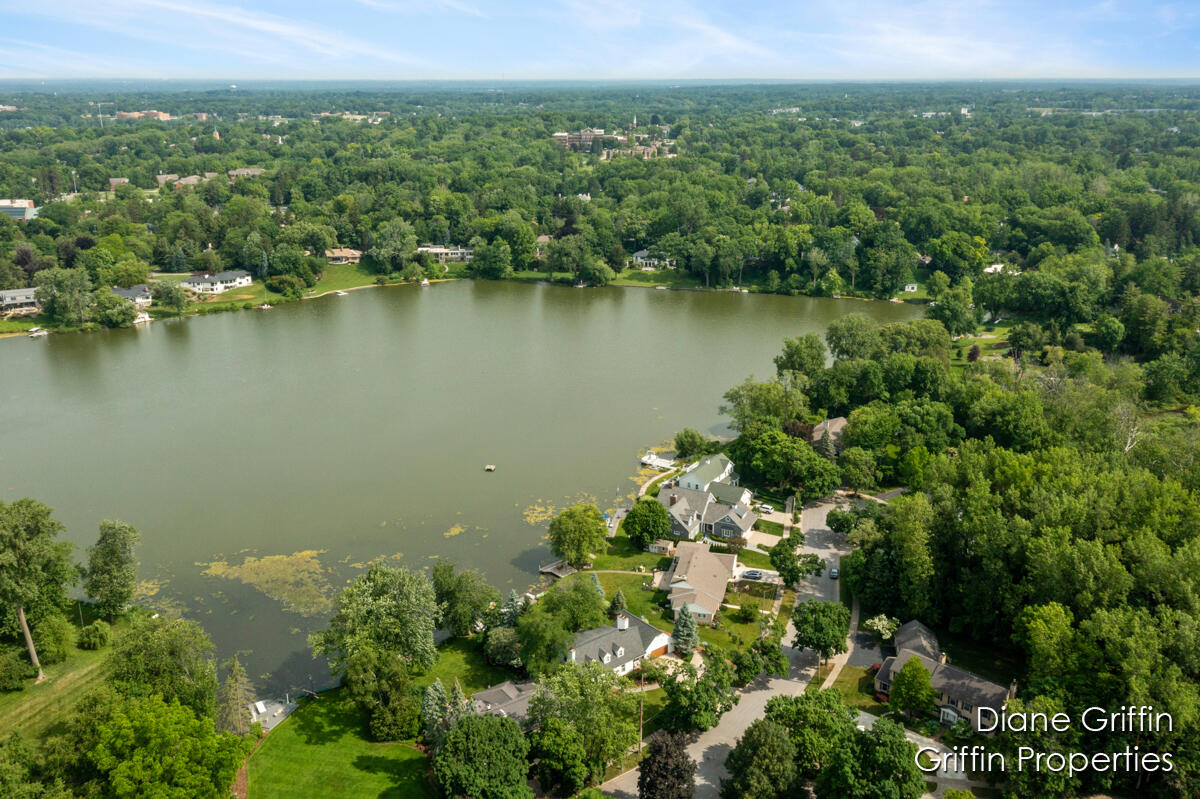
left=678, top=454, right=736, bottom=493
left=0, top=287, right=39, bottom=314
left=632, top=249, right=674, bottom=268
left=182, top=270, right=252, bottom=294
left=569, top=613, right=673, bottom=676
left=417, top=244, right=473, bottom=263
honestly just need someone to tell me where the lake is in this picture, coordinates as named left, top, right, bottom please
left=0, top=281, right=919, bottom=692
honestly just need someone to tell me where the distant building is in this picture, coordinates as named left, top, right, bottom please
left=112, top=285, right=152, bottom=308
left=417, top=244, right=473, bottom=263
left=182, top=270, right=252, bottom=294
left=324, top=248, right=362, bottom=265
left=155, top=174, right=180, bottom=188
left=0, top=286, right=39, bottom=313
left=631, top=249, right=675, bottom=268
left=569, top=612, right=673, bottom=676
left=0, top=199, right=36, bottom=222
left=108, top=178, right=130, bottom=190
left=658, top=455, right=756, bottom=540
left=228, top=167, right=265, bottom=179
left=874, top=621, right=1016, bottom=732
left=810, top=417, right=848, bottom=451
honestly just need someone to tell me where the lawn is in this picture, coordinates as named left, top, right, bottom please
left=247, top=690, right=434, bottom=799
left=0, top=603, right=132, bottom=745
left=590, top=530, right=673, bottom=572
left=611, top=269, right=702, bottom=289
left=0, top=316, right=41, bottom=335
left=822, top=665, right=889, bottom=715
left=641, top=469, right=679, bottom=498
left=412, top=638, right=516, bottom=696
left=733, top=548, right=773, bottom=570
left=752, top=518, right=785, bottom=537
left=308, top=264, right=378, bottom=294
left=563, top=573, right=673, bottom=635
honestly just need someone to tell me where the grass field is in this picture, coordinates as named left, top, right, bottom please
left=0, top=603, right=136, bottom=745
left=733, top=548, right=773, bottom=570
left=564, top=573, right=672, bottom=635
left=412, top=638, right=516, bottom=696
left=247, top=691, right=434, bottom=799
left=308, top=264, right=378, bottom=294
left=752, top=518, right=785, bottom=536
left=590, top=531, right=673, bottom=572
left=0, top=317, right=40, bottom=335
left=822, top=665, right=889, bottom=715
left=611, top=269, right=702, bottom=289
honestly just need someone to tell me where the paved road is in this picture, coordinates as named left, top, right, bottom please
left=601, top=617, right=818, bottom=799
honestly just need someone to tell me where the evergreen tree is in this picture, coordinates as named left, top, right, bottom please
left=216, top=656, right=254, bottom=736
left=608, top=589, right=627, bottom=615
left=818, top=426, right=837, bottom=461
left=591, top=573, right=606, bottom=601
left=421, top=678, right=447, bottom=745
left=672, top=605, right=699, bottom=659
left=502, top=589, right=522, bottom=626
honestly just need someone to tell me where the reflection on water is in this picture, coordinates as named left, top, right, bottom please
left=0, top=281, right=919, bottom=692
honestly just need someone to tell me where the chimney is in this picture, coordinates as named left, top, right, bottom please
left=616, top=614, right=629, bottom=631
left=669, top=494, right=678, bottom=506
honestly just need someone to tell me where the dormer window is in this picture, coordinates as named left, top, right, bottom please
left=602, top=652, right=612, bottom=663
left=616, top=647, right=625, bottom=658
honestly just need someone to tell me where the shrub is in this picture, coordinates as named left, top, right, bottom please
left=265, top=274, right=306, bottom=297
left=78, top=620, right=112, bottom=650
left=33, top=613, right=76, bottom=665
left=0, top=648, right=33, bottom=691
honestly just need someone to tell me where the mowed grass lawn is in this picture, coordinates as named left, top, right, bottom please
left=412, top=638, right=516, bottom=695
left=247, top=690, right=434, bottom=799
left=822, top=665, right=889, bottom=715
left=591, top=530, right=672, bottom=572
left=563, top=573, right=673, bottom=635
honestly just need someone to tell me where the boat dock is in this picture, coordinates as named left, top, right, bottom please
left=538, top=560, right=577, bottom=579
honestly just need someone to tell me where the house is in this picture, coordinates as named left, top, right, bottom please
left=325, top=248, right=362, bottom=265
left=0, top=199, right=36, bottom=222
left=984, top=264, right=1005, bottom=274
left=155, top=174, right=179, bottom=187
left=182, top=270, right=252, bottom=294
left=904, top=283, right=919, bottom=292
left=112, top=285, right=152, bottom=308
left=228, top=167, right=265, bottom=179
left=661, top=541, right=736, bottom=625
left=417, top=244, right=473, bottom=263
left=535, top=234, right=553, bottom=258
left=108, top=178, right=129, bottom=190
left=874, top=621, right=1016, bottom=732
left=0, top=287, right=39, bottom=314
left=658, top=455, right=757, bottom=540
left=810, top=417, right=848, bottom=451
left=472, top=681, right=538, bottom=725
left=569, top=612, right=673, bottom=676
left=631, top=249, right=675, bottom=268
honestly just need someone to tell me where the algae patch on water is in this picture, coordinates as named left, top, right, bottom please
left=202, top=550, right=334, bottom=616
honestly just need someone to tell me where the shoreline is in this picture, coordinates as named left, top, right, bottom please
left=1, top=274, right=921, bottom=341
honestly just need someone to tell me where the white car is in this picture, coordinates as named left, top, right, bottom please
left=758, top=504, right=775, bottom=514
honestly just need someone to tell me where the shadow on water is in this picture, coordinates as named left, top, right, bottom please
left=268, top=646, right=334, bottom=697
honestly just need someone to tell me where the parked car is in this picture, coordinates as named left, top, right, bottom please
left=742, top=570, right=763, bottom=580
left=758, top=504, right=775, bottom=514
left=829, top=567, right=840, bottom=579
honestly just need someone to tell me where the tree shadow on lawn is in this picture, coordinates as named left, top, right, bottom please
left=352, top=752, right=432, bottom=799
left=290, top=694, right=366, bottom=747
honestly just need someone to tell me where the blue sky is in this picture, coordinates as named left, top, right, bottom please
left=0, top=0, right=1197, bottom=80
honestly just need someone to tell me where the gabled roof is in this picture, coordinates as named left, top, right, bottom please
left=810, top=417, right=848, bottom=443
left=709, top=481, right=749, bottom=506
left=657, top=486, right=712, bottom=531
left=683, top=454, right=733, bottom=489
left=571, top=613, right=665, bottom=671
left=893, top=620, right=940, bottom=660
left=666, top=542, right=735, bottom=618
left=472, top=680, right=537, bottom=723
left=112, top=285, right=151, bottom=301
left=880, top=651, right=1009, bottom=709
left=183, top=270, right=250, bottom=285
left=704, top=501, right=756, bottom=533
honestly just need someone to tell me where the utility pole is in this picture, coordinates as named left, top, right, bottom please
left=638, top=672, right=644, bottom=757
left=92, top=100, right=114, bottom=128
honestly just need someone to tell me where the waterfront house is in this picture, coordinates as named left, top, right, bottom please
left=0, top=286, right=39, bottom=314
left=874, top=620, right=1016, bottom=732
left=182, top=270, right=252, bottom=294
left=657, top=455, right=756, bottom=540
left=0, top=199, right=37, bottom=222
left=112, top=285, right=152, bottom=308
left=417, top=244, right=473, bottom=263
left=324, top=248, right=362, bottom=265
left=661, top=541, right=736, bottom=625
left=568, top=612, right=673, bottom=676
left=632, top=249, right=674, bottom=268
left=810, top=417, right=848, bottom=451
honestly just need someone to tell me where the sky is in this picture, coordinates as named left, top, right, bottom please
left=0, top=0, right=1197, bottom=81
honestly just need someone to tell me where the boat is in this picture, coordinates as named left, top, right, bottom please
left=335, top=291, right=348, bottom=296
left=420, top=278, right=430, bottom=287
left=28, top=329, right=48, bottom=338
left=890, top=297, right=903, bottom=303
left=27, top=326, right=42, bottom=333
left=257, top=304, right=273, bottom=310
left=484, top=464, right=496, bottom=472
left=574, top=281, right=586, bottom=288
left=655, top=286, right=669, bottom=290
left=132, top=312, right=152, bottom=324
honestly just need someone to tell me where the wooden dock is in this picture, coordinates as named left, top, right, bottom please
left=538, top=560, right=577, bottom=579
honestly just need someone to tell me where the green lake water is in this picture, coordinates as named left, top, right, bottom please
left=0, top=281, right=919, bottom=692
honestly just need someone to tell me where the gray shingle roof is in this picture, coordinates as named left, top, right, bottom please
left=881, top=651, right=1009, bottom=709
left=112, top=285, right=151, bottom=302
left=472, top=680, right=537, bottom=723
left=893, top=620, right=940, bottom=660
left=183, top=270, right=251, bottom=285
left=571, top=613, right=664, bottom=671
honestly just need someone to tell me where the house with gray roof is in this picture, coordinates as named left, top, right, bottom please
left=569, top=612, right=673, bottom=676
left=112, top=285, right=152, bottom=308
left=0, top=287, right=39, bottom=314
left=810, top=417, right=848, bottom=451
left=472, top=680, right=538, bottom=725
left=657, top=455, right=756, bottom=540
left=182, top=270, right=252, bottom=294
left=874, top=620, right=1016, bottom=731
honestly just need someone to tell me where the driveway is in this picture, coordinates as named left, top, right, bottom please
left=794, top=500, right=851, bottom=604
